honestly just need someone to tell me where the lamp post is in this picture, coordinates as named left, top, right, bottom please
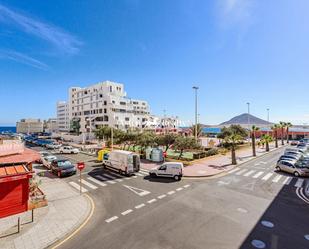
left=193, top=86, right=199, bottom=141
left=247, top=102, right=250, bottom=130
left=267, top=108, right=270, bottom=134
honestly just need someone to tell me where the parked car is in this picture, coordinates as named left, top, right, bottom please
left=290, top=141, right=298, bottom=146
left=46, top=143, right=61, bottom=149
left=59, top=146, right=79, bottom=154
left=42, top=155, right=57, bottom=169
left=149, top=162, right=183, bottom=181
left=50, top=159, right=77, bottom=177
left=279, top=154, right=301, bottom=161
left=103, top=150, right=140, bottom=175
left=276, top=160, right=309, bottom=177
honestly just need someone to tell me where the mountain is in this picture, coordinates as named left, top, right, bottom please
left=220, top=113, right=273, bottom=126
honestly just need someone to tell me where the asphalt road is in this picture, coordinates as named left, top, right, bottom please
left=29, top=145, right=309, bottom=249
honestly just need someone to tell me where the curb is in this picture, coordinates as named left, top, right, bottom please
left=50, top=194, right=95, bottom=249
left=183, top=145, right=287, bottom=179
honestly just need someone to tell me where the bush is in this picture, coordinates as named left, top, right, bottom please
left=205, top=148, right=219, bottom=157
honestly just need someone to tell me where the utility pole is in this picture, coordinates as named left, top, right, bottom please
left=247, top=102, right=250, bottom=130
left=267, top=108, right=270, bottom=134
left=193, top=86, right=199, bottom=142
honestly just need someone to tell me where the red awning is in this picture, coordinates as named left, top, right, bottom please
left=0, top=148, right=40, bottom=164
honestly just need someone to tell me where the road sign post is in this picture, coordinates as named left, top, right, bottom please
left=77, top=162, right=85, bottom=195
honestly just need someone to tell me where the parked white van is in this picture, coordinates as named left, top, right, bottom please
left=149, top=162, right=183, bottom=181
left=103, top=150, right=140, bottom=175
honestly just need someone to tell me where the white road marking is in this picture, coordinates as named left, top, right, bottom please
left=184, top=184, right=191, bottom=188
left=78, top=179, right=98, bottom=190
left=132, top=175, right=138, bottom=178
left=135, top=173, right=144, bottom=177
left=102, top=174, right=116, bottom=180
left=262, top=173, right=273, bottom=181
left=244, top=170, right=256, bottom=177
left=69, top=182, right=88, bottom=192
left=158, top=194, right=166, bottom=199
left=147, top=199, right=157, bottom=204
left=123, top=185, right=151, bottom=197
left=135, top=204, right=145, bottom=209
left=237, top=208, right=248, bottom=213
left=121, top=209, right=133, bottom=216
left=253, top=171, right=264, bottom=178
left=167, top=191, right=175, bottom=195
left=105, top=216, right=118, bottom=223
left=87, top=177, right=107, bottom=187
left=115, top=179, right=123, bottom=182
left=272, top=175, right=282, bottom=183
left=282, top=177, right=292, bottom=185
left=236, top=169, right=248, bottom=175
left=176, top=187, right=183, bottom=191
left=295, top=179, right=304, bottom=188
left=228, top=168, right=240, bottom=174
left=140, top=169, right=149, bottom=174
left=96, top=175, right=116, bottom=184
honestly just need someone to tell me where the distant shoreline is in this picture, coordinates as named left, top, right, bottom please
left=0, top=126, right=17, bottom=133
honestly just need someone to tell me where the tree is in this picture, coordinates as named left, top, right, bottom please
left=94, top=126, right=112, bottom=141
left=251, top=125, right=260, bottom=157
left=155, top=133, right=177, bottom=152
left=217, top=125, right=248, bottom=165
left=136, top=131, right=157, bottom=154
left=279, top=121, right=286, bottom=145
left=286, top=122, right=292, bottom=143
left=173, top=136, right=200, bottom=159
left=271, top=124, right=280, bottom=148
left=191, top=124, right=203, bottom=138
left=260, top=134, right=273, bottom=152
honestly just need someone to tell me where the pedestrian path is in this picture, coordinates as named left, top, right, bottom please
left=68, top=169, right=149, bottom=193
left=224, top=168, right=307, bottom=188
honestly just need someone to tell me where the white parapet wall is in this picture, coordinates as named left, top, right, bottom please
left=0, top=140, right=25, bottom=157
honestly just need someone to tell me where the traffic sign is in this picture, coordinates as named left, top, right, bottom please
left=77, top=162, right=85, bottom=171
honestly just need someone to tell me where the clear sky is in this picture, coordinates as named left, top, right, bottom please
left=0, top=0, right=309, bottom=126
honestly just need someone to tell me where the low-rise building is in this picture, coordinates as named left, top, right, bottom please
left=16, top=119, right=43, bottom=134
left=44, top=118, right=58, bottom=133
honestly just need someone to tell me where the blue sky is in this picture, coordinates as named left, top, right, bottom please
left=0, top=0, right=309, bottom=126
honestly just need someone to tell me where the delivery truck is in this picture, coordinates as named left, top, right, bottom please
left=103, top=150, right=140, bottom=175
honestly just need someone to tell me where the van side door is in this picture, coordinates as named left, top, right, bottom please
left=157, top=164, right=168, bottom=177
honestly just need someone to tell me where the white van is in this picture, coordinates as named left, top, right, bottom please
left=149, top=162, right=183, bottom=181
left=103, top=150, right=140, bottom=175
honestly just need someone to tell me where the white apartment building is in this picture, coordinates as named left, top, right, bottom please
left=56, top=101, right=70, bottom=132
left=44, top=118, right=58, bottom=133
left=16, top=119, right=44, bottom=134
left=58, top=81, right=151, bottom=135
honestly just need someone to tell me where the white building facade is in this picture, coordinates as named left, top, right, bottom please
left=58, top=81, right=151, bottom=135
left=56, top=101, right=70, bottom=132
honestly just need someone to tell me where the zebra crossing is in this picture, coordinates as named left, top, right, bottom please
left=68, top=169, right=150, bottom=192
left=227, top=167, right=307, bottom=188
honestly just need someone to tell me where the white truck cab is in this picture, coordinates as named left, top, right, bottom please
left=149, top=162, right=183, bottom=181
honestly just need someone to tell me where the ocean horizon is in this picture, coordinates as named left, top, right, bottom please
left=0, top=126, right=17, bottom=133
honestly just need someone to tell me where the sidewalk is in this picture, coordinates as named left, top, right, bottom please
left=0, top=166, right=91, bottom=249
left=141, top=143, right=285, bottom=178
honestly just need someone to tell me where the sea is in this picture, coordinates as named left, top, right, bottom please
left=0, top=126, right=17, bottom=133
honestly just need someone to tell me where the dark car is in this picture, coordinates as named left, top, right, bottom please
left=50, top=159, right=77, bottom=177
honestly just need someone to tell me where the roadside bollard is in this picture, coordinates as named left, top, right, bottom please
left=17, top=217, right=21, bottom=233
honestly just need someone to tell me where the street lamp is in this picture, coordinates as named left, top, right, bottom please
left=247, top=102, right=250, bottom=130
left=267, top=108, right=270, bottom=123
left=193, top=86, right=199, bottom=141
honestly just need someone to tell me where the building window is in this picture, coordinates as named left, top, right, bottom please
left=104, top=115, right=109, bottom=122
left=112, top=100, right=115, bottom=104
left=104, top=108, right=107, bottom=113
left=125, top=117, right=130, bottom=121
left=99, top=109, right=102, bottom=113
left=120, top=102, right=126, bottom=105
left=104, top=101, right=107, bottom=105
left=110, top=86, right=112, bottom=92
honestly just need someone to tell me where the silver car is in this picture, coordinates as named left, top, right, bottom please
left=276, top=160, right=309, bottom=177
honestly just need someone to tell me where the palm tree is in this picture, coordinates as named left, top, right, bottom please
left=217, top=125, right=248, bottom=165
left=191, top=124, right=203, bottom=138
left=271, top=124, right=280, bottom=148
left=279, top=121, right=286, bottom=145
left=261, top=134, right=273, bottom=152
left=286, top=122, right=292, bottom=143
left=251, top=125, right=259, bottom=157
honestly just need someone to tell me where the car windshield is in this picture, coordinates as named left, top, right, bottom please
left=295, top=162, right=308, bottom=168
left=58, top=161, right=72, bottom=167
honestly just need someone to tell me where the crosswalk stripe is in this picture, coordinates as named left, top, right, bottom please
left=102, top=174, right=116, bottom=180
left=272, top=175, right=282, bottom=183
left=96, top=175, right=116, bottom=184
left=115, top=179, right=123, bottom=182
left=236, top=169, right=248, bottom=175
left=282, top=177, right=292, bottom=185
left=244, top=170, right=256, bottom=177
left=253, top=171, right=264, bottom=179
left=228, top=168, right=240, bottom=174
left=140, top=169, right=149, bottom=174
left=121, top=209, right=133, bottom=216
left=262, top=173, right=273, bottom=181
left=138, top=171, right=148, bottom=175
left=105, top=216, right=118, bottom=223
left=135, top=173, right=144, bottom=177
left=87, top=177, right=107, bottom=187
left=78, top=179, right=98, bottom=189
left=69, top=182, right=88, bottom=192
left=295, top=179, right=304, bottom=188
